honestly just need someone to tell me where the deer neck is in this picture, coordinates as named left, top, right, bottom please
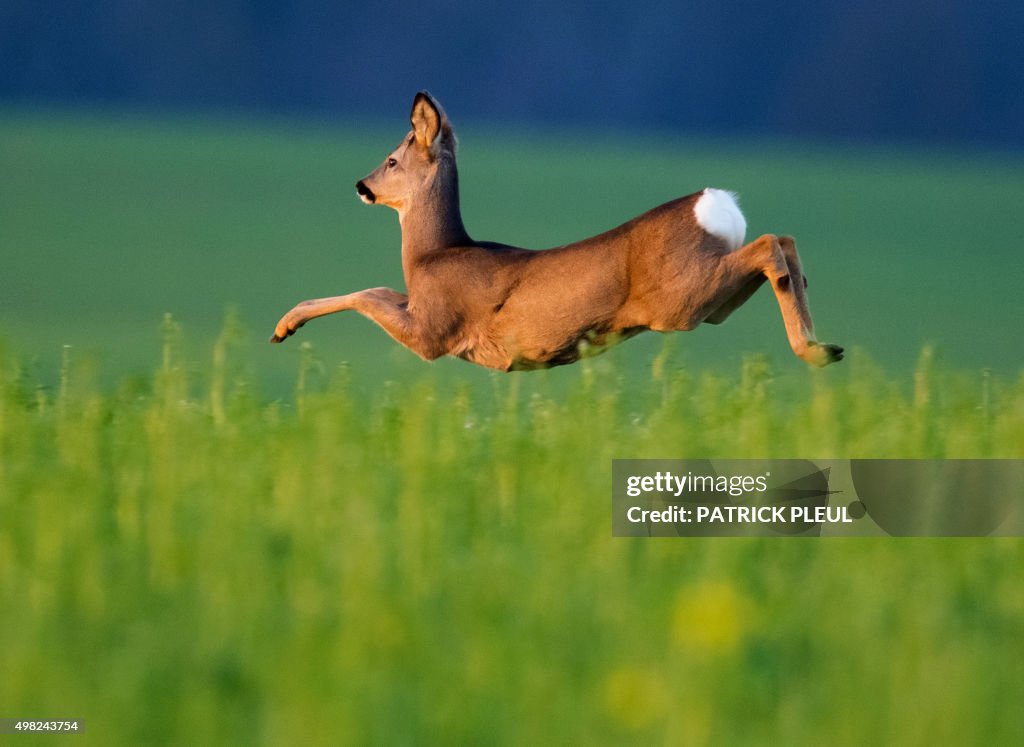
left=399, top=159, right=470, bottom=282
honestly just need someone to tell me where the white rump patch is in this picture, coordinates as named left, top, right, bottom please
left=694, top=188, right=747, bottom=251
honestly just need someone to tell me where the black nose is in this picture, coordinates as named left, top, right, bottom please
left=355, top=181, right=375, bottom=203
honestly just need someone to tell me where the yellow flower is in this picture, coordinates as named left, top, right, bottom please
left=603, top=667, right=670, bottom=730
left=672, top=581, right=749, bottom=654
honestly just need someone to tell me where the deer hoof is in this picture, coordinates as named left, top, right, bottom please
left=270, top=315, right=303, bottom=343
left=805, top=342, right=844, bottom=366
left=798, top=341, right=843, bottom=367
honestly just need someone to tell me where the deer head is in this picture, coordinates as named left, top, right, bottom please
left=355, top=91, right=456, bottom=211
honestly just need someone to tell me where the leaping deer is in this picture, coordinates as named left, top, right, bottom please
left=270, top=91, right=843, bottom=371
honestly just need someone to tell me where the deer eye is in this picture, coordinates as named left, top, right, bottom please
left=387, top=157, right=398, bottom=168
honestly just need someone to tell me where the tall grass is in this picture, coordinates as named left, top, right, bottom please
left=1, top=324, right=1022, bottom=745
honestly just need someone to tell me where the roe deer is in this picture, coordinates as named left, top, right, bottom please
left=270, top=91, right=843, bottom=371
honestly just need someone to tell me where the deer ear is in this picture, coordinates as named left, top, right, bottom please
left=410, top=91, right=444, bottom=150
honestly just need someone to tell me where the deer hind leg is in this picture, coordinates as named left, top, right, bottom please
left=703, top=274, right=767, bottom=324
left=725, top=234, right=843, bottom=367
left=776, top=235, right=816, bottom=337
left=706, top=233, right=817, bottom=325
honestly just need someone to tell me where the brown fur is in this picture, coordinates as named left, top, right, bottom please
left=271, top=92, right=843, bottom=370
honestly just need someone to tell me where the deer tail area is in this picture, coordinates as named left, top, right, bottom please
left=693, top=188, right=747, bottom=251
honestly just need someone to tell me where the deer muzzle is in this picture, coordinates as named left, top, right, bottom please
left=355, top=180, right=376, bottom=204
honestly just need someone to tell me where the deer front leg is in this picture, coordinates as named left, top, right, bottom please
left=270, top=287, right=443, bottom=360
left=271, top=294, right=352, bottom=342
left=726, top=234, right=843, bottom=367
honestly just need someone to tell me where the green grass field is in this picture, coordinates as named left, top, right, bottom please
left=1, top=112, right=1023, bottom=745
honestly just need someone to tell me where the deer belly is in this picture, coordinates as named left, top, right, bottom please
left=451, top=331, right=516, bottom=371
left=508, top=327, right=643, bottom=371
